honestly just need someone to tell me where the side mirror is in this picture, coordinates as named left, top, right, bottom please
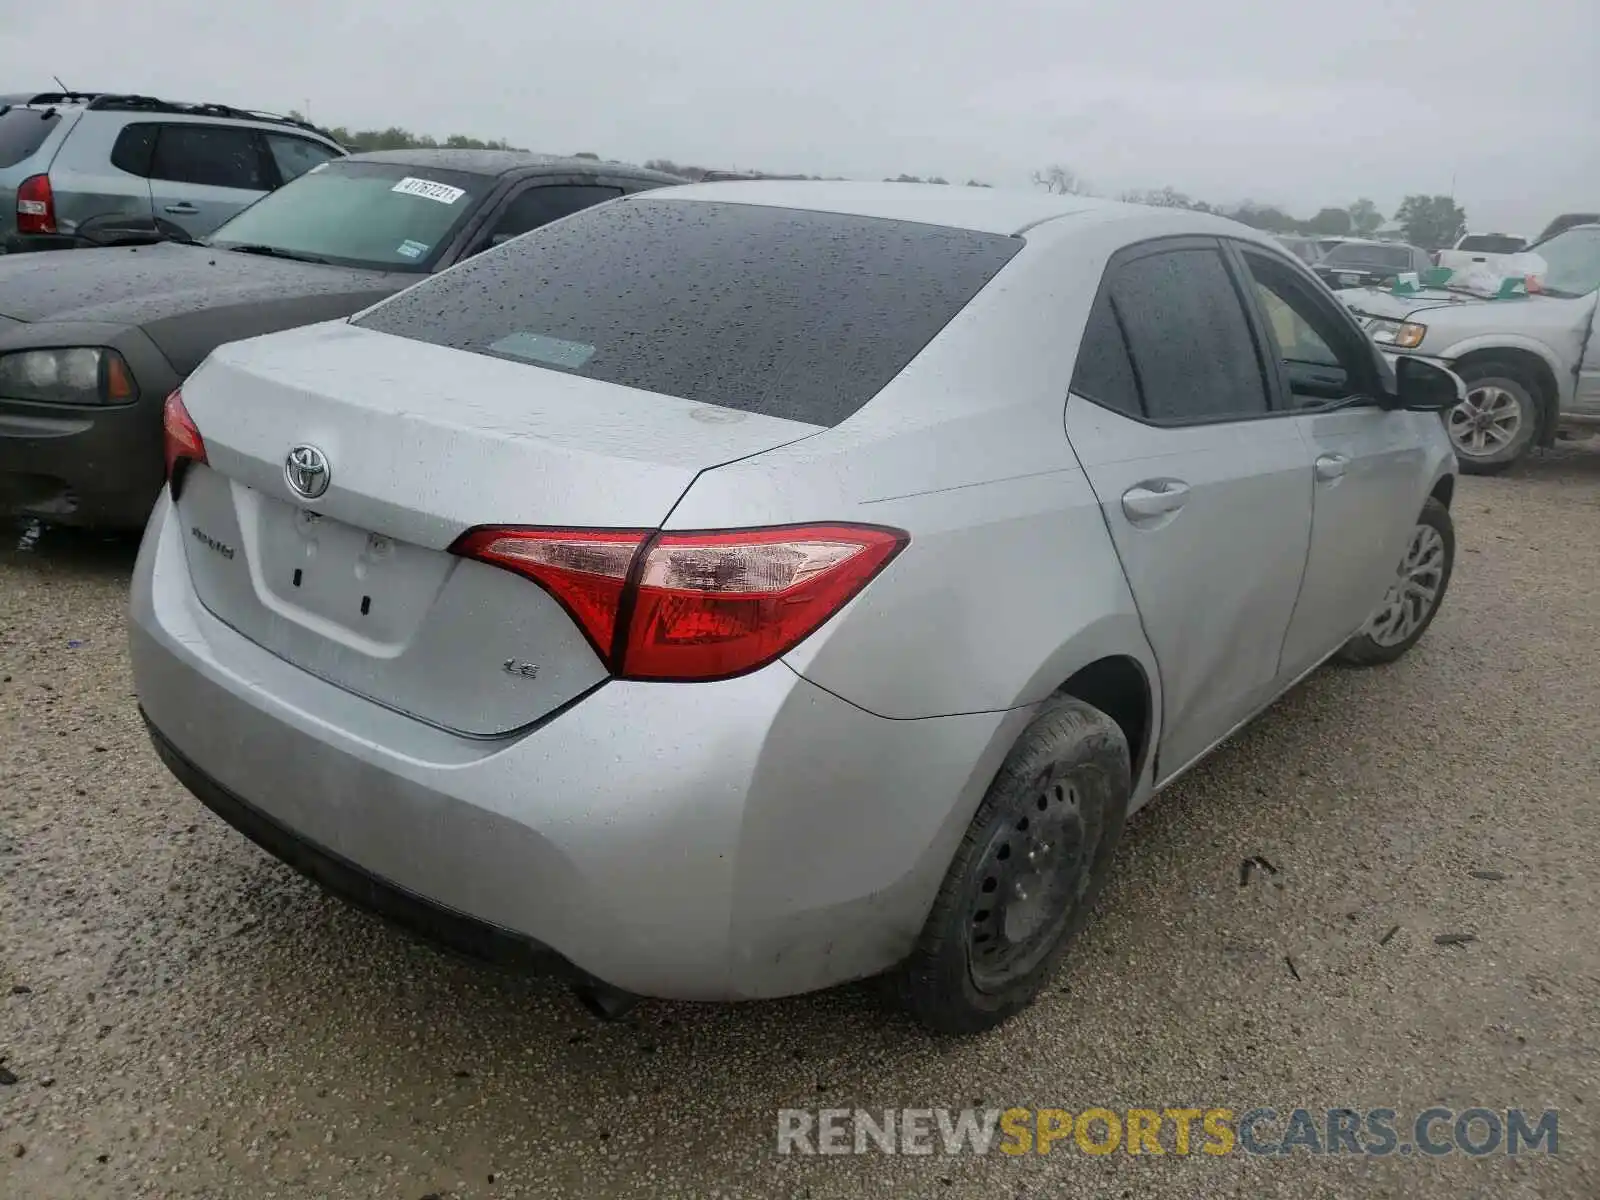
left=1392, top=355, right=1464, bottom=412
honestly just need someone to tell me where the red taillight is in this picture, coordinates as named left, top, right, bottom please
left=452, top=523, right=908, bottom=681
left=452, top=528, right=646, bottom=658
left=16, top=174, right=56, bottom=235
left=625, top=526, right=906, bottom=679
left=162, top=388, right=207, bottom=480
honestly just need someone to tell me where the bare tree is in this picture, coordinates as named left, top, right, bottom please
left=1119, top=185, right=1199, bottom=210
left=1032, top=165, right=1092, bottom=196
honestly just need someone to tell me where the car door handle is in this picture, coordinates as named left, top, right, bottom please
left=163, top=203, right=199, bottom=215
left=1122, top=479, right=1190, bottom=521
left=1315, top=453, right=1348, bottom=482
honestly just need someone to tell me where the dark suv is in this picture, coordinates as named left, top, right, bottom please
left=0, top=92, right=346, bottom=252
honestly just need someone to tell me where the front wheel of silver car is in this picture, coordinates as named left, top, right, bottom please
left=895, top=696, right=1130, bottom=1034
left=1336, top=497, right=1455, bottom=667
left=1446, top=365, right=1540, bottom=475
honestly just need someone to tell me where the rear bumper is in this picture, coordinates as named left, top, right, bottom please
left=144, top=713, right=567, bottom=971
left=0, top=393, right=166, bottom=526
left=1, top=233, right=85, bottom=254
left=130, top=493, right=1025, bottom=1001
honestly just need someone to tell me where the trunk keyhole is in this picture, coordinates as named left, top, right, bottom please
left=291, top=569, right=302, bottom=588
left=360, top=595, right=371, bottom=616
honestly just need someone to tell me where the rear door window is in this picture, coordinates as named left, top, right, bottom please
left=353, top=198, right=1022, bottom=427
left=0, top=107, right=59, bottom=168
left=1108, top=247, right=1269, bottom=422
left=150, top=124, right=270, bottom=191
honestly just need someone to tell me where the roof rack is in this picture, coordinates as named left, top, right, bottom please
left=81, top=94, right=338, bottom=141
left=237, top=108, right=332, bottom=137
left=18, top=91, right=107, bottom=106
left=0, top=91, right=104, bottom=116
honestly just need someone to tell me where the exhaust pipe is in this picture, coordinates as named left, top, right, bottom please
left=571, top=977, right=642, bottom=1021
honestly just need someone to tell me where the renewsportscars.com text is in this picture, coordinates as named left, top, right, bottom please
left=776, top=1106, right=1559, bottom=1157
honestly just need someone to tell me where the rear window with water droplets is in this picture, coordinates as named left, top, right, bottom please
left=352, top=198, right=1022, bottom=426
left=0, top=107, right=60, bottom=169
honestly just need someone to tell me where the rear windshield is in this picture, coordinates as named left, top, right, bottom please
left=1536, top=214, right=1599, bottom=242
left=0, top=107, right=60, bottom=169
left=1457, top=234, right=1525, bottom=254
left=352, top=198, right=1022, bottom=426
left=1323, top=242, right=1411, bottom=269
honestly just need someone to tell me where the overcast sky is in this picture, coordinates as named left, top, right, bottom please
left=5, top=0, right=1596, bottom=233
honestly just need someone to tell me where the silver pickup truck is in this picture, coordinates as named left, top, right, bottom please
left=1336, top=223, right=1600, bottom=473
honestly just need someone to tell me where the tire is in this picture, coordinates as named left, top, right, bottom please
left=1446, top=362, right=1542, bottom=475
left=895, top=696, right=1130, bottom=1034
left=1336, top=497, right=1455, bottom=667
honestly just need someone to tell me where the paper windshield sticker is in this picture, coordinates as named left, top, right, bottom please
left=396, top=239, right=429, bottom=260
left=487, top=332, right=597, bottom=371
left=391, top=177, right=465, bottom=205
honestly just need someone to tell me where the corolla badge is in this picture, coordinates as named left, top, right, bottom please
left=284, top=444, right=331, bottom=500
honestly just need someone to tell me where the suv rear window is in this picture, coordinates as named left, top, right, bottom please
left=0, top=107, right=60, bottom=169
left=354, top=199, right=1021, bottom=427
left=1324, top=242, right=1411, bottom=269
left=1456, top=234, right=1526, bottom=254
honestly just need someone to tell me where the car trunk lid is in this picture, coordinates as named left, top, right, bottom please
left=174, top=321, right=822, bottom=735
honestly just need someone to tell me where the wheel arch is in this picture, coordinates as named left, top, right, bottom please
left=1050, top=655, right=1156, bottom=792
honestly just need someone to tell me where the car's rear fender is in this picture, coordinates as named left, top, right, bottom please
left=670, top=397, right=1152, bottom=713
left=668, top=411, right=1164, bottom=819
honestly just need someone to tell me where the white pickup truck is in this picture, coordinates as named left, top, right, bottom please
left=1434, top=232, right=1528, bottom=279
left=1336, top=223, right=1600, bottom=473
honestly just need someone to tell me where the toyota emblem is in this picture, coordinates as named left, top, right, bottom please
left=284, top=444, right=331, bottom=500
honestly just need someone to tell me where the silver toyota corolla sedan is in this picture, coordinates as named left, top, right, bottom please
left=130, top=182, right=1461, bottom=1033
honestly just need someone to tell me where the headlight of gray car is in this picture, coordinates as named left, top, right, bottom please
left=0, top=348, right=138, bottom=405
left=1365, top=319, right=1427, bottom=350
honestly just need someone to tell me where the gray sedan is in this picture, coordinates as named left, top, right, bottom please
left=131, top=183, right=1461, bottom=1032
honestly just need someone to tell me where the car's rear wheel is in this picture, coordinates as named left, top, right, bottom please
left=1335, top=497, right=1455, bottom=667
left=1446, top=363, right=1540, bottom=474
left=896, top=696, right=1130, bottom=1034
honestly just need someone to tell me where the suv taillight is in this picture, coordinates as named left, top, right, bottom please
left=162, top=388, right=207, bottom=481
left=452, top=523, right=907, bottom=681
left=15, top=174, right=55, bottom=235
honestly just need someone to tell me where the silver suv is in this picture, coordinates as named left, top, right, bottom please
left=0, top=91, right=346, bottom=249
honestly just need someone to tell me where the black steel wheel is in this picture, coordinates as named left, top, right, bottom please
left=897, top=695, right=1131, bottom=1034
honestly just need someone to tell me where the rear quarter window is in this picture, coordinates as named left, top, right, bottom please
left=352, top=198, right=1022, bottom=427
left=0, top=108, right=60, bottom=169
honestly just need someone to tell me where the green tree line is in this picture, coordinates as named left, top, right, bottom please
left=289, top=112, right=524, bottom=153
left=1034, top=163, right=1468, bottom=250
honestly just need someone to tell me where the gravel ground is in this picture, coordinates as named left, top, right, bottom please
left=2, top=447, right=1598, bottom=1200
